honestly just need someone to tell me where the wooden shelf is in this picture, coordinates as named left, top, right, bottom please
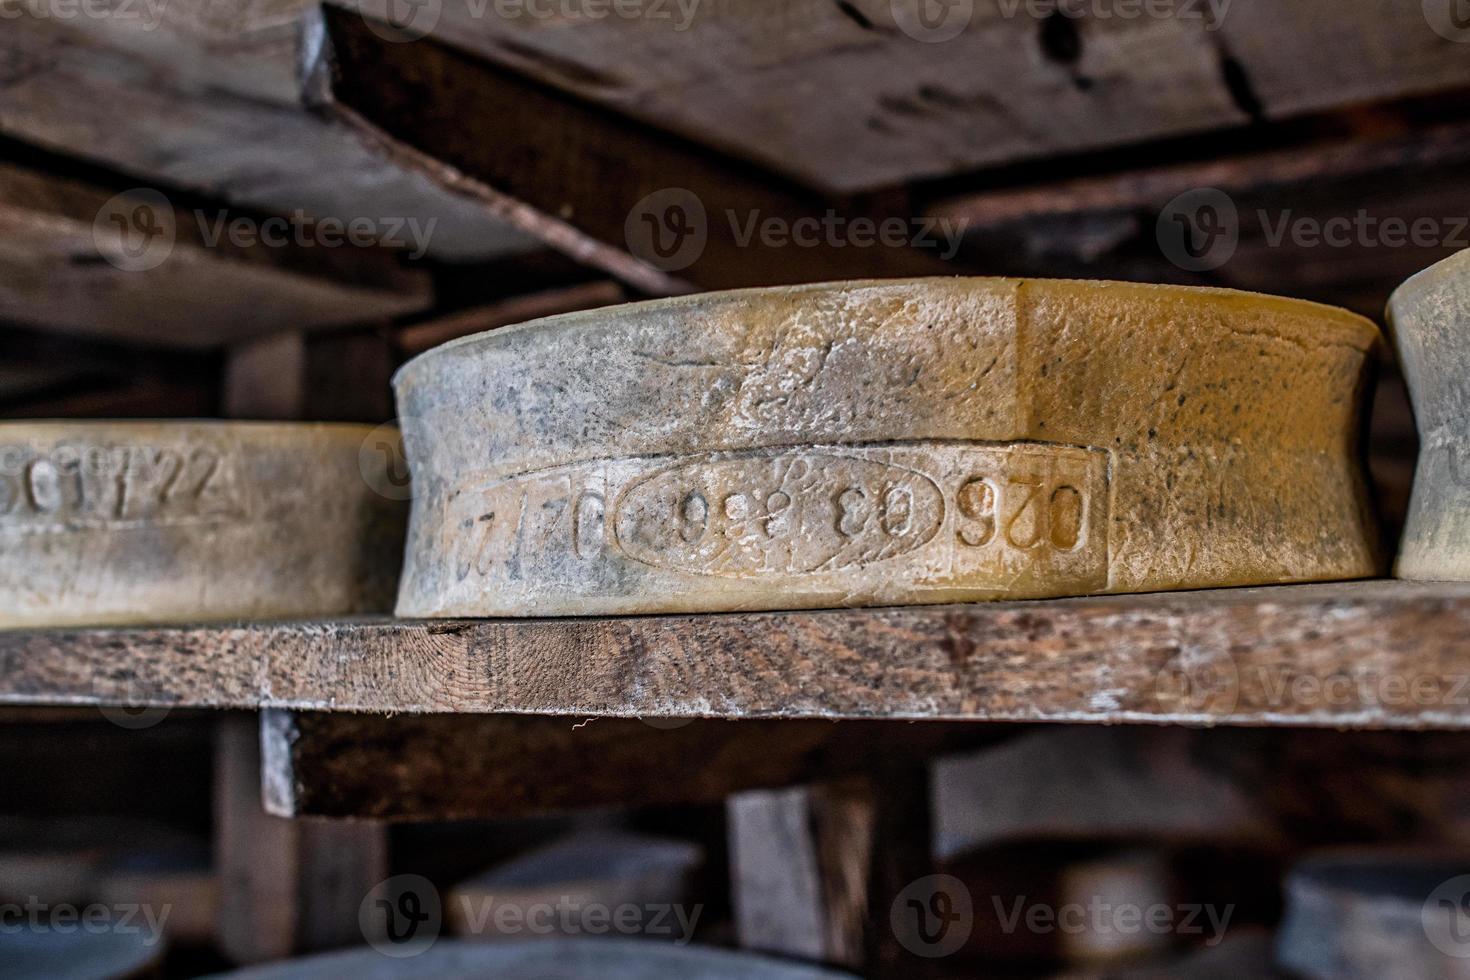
left=3, top=580, right=1469, bottom=729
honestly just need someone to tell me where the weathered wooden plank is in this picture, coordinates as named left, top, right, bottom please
left=216, top=715, right=388, bottom=963
left=335, top=0, right=1470, bottom=192
left=4, top=582, right=1470, bottom=726
left=260, top=710, right=980, bottom=819
left=927, top=117, right=1470, bottom=317
left=728, top=779, right=873, bottom=967
left=0, top=162, right=430, bottom=348
left=319, top=8, right=961, bottom=290
left=0, top=14, right=534, bottom=262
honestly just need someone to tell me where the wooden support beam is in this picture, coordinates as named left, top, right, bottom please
left=0, top=161, right=431, bottom=348
left=729, top=779, right=874, bottom=968
left=258, top=710, right=980, bottom=820
left=5, top=582, right=1470, bottom=729
left=337, top=0, right=1470, bottom=193
left=317, top=8, right=961, bottom=291
left=926, top=117, right=1470, bottom=316
left=0, top=14, right=534, bottom=262
left=215, top=714, right=388, bottom=963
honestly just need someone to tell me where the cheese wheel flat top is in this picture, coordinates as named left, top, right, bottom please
left=396, top=278, right=1381, bottom=616
left=0, top=421, right=406, bottom=627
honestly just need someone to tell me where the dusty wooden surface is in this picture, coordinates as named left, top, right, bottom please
left=1389, top=248, right=1470, bottom=581
left=337, top=0, right=1470, bottom=193
left=0, top=421, right=405, bottom=627
left=0, top=12, right=534, bottom=264
left=395, top=279, right=1379, bottom=616
left=0, top=162, right=430, bottom=348
left=3, top=582, right=1470, bottom=725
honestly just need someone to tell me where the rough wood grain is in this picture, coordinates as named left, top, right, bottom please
left=216, top=715, right=388, bottom=964
left=260, top=710, right=983, bottom=819
left=0, top=582, right=1468, bottom=726
left=1388, top=248, right=1470, bottom=581
left=0, top=162, right=430, bottom=348
left=320, top=11, right=958, bottom=291
left=335, top=0, right=1470, bottom=193
left=0, top=13, right=534, bottom=263
left=394, top=279, right=1379, bottom=615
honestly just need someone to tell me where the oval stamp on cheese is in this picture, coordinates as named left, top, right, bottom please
left=395, top=278, right=1381, bottom=615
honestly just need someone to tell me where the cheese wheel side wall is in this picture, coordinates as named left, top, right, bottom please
left=395, top=278, right=1381, bottom=616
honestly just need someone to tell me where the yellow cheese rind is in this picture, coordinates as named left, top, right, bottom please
left=396, top=278, right=1381, bottom=615
left=0, top=421, right=406, bottom=626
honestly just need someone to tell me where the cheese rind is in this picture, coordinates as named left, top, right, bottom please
left=0, top=422, right=406, bottom=626
left=396, top=278, right=1381, bottom=615
left=1388, top=248, right=1470, bottom=581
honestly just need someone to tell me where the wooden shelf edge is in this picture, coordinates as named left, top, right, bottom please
left=2, top=580, right=1469, bottom=729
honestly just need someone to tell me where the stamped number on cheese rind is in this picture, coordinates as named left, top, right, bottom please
left=0, top=443, right=248, bottom=532
left=445, top=441, right=1110, bottom=592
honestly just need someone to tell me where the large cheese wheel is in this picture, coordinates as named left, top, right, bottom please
left=1388, top=248, right=1470, bottom=581
left=395, top=279, right=1380, bottom=616
left=0, top=422, right=405, bottom=626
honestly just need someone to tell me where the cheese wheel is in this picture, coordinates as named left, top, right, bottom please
left=1388, top=248, right=1470, bottom=581
left=0, top=422, right=405, bottom=626
left=395, top=278, right=1381, bottom=616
